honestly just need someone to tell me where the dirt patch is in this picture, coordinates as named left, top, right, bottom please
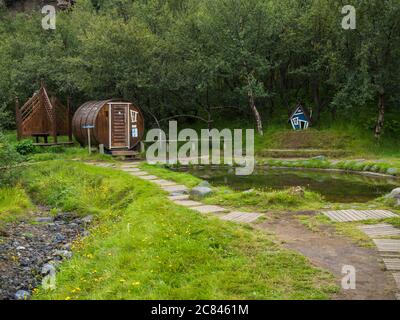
left=257, top=213, right=398, bottom=300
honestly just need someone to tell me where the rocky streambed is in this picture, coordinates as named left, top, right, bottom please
left=0, top=206, right=92, bottom=300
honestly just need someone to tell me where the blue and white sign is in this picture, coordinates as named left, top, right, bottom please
left=82, top=125, right=95, bottom=129
left=132, top=127, right=138, bottom=138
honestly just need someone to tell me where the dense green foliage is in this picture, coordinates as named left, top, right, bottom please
left=0, top=132, right=23, bottom=185
left=20, top=161, right=336, bottom=299
left=0, top=0, right=399, bottom=137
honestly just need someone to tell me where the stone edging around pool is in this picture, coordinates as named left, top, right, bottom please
left=260, top=166, right=400, bottom=179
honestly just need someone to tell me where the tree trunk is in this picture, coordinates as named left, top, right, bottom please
left=248, top=88, right=263, bottom=136
left=312, top=80, right=322, bottom=124
left=374, top=93, right=385, bottom=139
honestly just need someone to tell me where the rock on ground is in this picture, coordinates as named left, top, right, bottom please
left=190, top=186, right=213, bottom=198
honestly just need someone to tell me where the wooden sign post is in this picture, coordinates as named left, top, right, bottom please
left=82, top=125, right=95, bottom=154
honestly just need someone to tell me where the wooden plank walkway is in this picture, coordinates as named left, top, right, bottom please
left=172, top=200, right=203, bottom=207
left=162, top=185, right=189, bottom=193
left=393, top=273, right=400, bottom=288
left=190, top=205, right=228, bottom=214
left=140, top=175, right=159, bottom=180
left=168, top=195, right=190, bottom=201
left=123, top=167, right=141, bottom=172
left=221, top=212, right=262, bottom=223
left=373, top=239, right=400, bottom=253
left=129, top=171, right=149, bottom=176
left=383, top=258, right=400, bottom=271
left=358, top=224, right=400, bottom=237
left=152, top=179, right=178, bottom=186
left=323, top=210, right=397, bottom=222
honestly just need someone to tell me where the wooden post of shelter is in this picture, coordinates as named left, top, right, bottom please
left=50, top=95, right=58, bottom=144
left=15, top=97, right=22, bottom=140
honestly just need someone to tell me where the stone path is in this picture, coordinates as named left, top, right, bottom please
left=86, top=161, right=262, bottom=225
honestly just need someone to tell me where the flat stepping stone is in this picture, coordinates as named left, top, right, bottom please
left=358, top=224, right=400, bottom=237
left=152, top=180, right=177, bottom=187
left=121, top=163, right=140, bottom=167
left=129, top=171, right=149, bottom=176
left=140, top=175, right=159, bottom=180
left=168, top=195, right=190, bottom=201
left=173, top=200, right=203, bottom=207
left=383, top=258, right=400, bottom=271
left=191, top=205, right=228, bottom=214
left=122, top=168, right=141, bottom=172
left=95, top=163, right=115, bottom=167
left=323, top=210, right=397, bottom=222
left=221, top=212, right=262, bottom=223
left=373, top=239, right=400, bottom=253
left=162, top=185, right=188, bottom=193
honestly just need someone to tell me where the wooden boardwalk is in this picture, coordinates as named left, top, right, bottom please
left=358, top=224, right=400, bottom=237
left=383, top=258, right=400, bottom=271
left=323, top=210, right=397, bottom=222
left=221, top=212, right=263, bottom=223
left=357, top=222, right=400, bottom=298
left=373, top=239, right=400, bottom=253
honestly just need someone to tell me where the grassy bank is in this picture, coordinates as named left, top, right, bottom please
left=0, top=186, right=32, bottom=228
left=13, top=160, right=337, bottom=299
left=258, top=158, right=400, bottom=177
left=254, top=126, right=400, bottom=158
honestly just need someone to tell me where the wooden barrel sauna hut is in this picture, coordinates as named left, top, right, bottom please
left=72, top=100, right=145, bottom=156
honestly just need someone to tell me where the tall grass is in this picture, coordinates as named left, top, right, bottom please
left=0, top=186, right=32, bottom=226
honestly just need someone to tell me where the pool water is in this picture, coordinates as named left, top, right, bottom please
left=173, top=167, right=399, bottom=203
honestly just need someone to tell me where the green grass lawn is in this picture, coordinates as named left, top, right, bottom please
left=10, top=160, right=338, bottom=300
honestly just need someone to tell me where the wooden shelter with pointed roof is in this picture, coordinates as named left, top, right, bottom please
left=15, top=82, right=73, bottom=145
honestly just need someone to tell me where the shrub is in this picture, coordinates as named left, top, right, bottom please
left=15, top=139, right=36, bottom=155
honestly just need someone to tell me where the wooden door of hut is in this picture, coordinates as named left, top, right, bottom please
left=109, top=102, right=129, bottom=149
